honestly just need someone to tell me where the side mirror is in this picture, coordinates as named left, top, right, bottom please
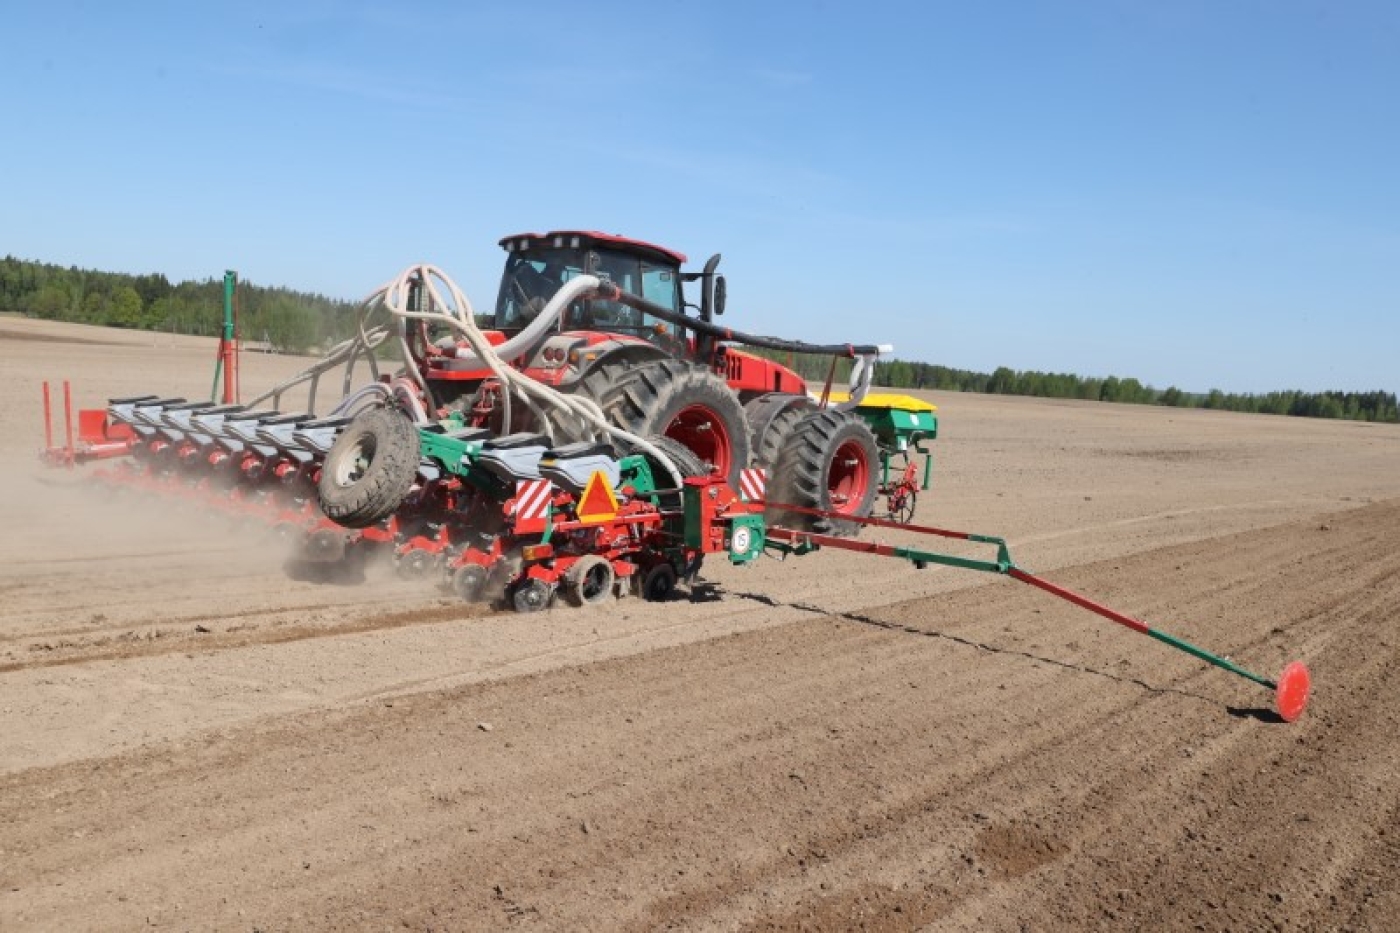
left=713, top=275, right=726, bottom=315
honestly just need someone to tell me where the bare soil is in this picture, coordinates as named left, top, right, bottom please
left=1, top=316, right=1398, bottom=931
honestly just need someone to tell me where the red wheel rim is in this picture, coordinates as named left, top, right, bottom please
left=828, top=439, right=871, bottom=514
left=665, top=404, right=731, bottom=477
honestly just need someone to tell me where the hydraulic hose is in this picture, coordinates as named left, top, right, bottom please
left=362, top=265, right=687, bottom=489
left=595, top=283, right=886, bottom=409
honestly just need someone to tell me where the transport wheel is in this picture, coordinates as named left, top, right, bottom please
left=565, top=555, right=616, bottom=607
left=744, top=393, right=814, bottom=469
left=452, top=563, right=489, bottom=603
left=641, top=562, right=677, bottom=602
left=597, top=360, right=751, bottom=488
left=769, top=409, right=880, bottom=537
left=317, top=406, right=419, bottom=529
left=512, top=578, right=554, bottom=613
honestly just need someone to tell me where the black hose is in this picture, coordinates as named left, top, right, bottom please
left=597, top=283, right=881, bottom=359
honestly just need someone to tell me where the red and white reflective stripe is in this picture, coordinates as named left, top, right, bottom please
left=738, top=468, right=767, bottom=502
left=512, top=479, right=554, bottom=521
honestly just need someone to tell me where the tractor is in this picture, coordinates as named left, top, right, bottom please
left=351, top=230, right=936, bottom=536
left=36, top=232, right=939, bottom=595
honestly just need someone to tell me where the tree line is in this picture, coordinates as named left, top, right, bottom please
left=4, top=255, right=1394, bottom=423
left=870, top=359, right=1399, bottom=424
left=0, top=256, right=361, bottom=353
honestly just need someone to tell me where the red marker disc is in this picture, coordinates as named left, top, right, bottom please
left=1275, top=661, right=1311, bottom=722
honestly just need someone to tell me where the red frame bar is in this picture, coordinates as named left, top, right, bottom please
left=1009, top=568, right=1151, bottom=635
left=62, top=381, right=74, bottom=454
left=762, top=500, right=978, bottom=542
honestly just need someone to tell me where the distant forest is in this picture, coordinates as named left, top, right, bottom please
left=868, top=360, right=1400, bottom=424
left=0, top=255, right=360, bottom=352
left=3, top=255, right=1396, bottom=424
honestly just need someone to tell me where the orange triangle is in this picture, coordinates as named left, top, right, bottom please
left=576, top=469, right=620, bottom=524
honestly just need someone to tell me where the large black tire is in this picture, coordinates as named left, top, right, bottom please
left=744, top=392, right=815, bottom=468
left=634, top=434, right=708, bottom=510
left=596, top=360, right=751, bottom=488
left=769, top=409, right=880, bottom=537
left=317, top=407, right=419, bottom=529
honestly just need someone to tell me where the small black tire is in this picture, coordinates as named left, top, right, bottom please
left=769, top=409, right=880, bottom=537
left=564, top=555, right=616, bottom=607
left=303, top=528, right=348, bottom=562
left=640, top=562, right=677, bottom=602
left=317, top=407, right=419, bottom=529
left=512, top=578, right=554, bottom=613
left=452, top=563, right=489, bottom=603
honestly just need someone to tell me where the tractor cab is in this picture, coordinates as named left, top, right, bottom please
left=494, top=231, right=688, bottom=347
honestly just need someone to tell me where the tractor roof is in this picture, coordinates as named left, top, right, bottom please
left=498, top=230, right=687, bottom=267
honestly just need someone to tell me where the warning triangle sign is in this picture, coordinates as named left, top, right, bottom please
left=575, top=469, right=620, bottom=525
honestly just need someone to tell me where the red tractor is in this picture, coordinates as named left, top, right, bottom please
left=403, top=230, right=889, bottom=533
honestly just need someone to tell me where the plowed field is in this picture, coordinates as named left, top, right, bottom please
left=2, top=317, right=1398, bottom=931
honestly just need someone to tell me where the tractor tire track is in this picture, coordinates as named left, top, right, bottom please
left=0, top=601, right=490, bottom=674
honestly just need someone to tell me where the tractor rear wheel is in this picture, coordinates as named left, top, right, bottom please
left=598, top=360, right=750, bottom=488
left=745, top=393, right=814, bottom=469
left=769, top=409, right=879, bottom=536
left=634, top=433, right=708, bottom=508
left=317, top=407, right=419, bottom=529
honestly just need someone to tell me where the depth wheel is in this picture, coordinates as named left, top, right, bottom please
left=451, top=564, right=489, bottom=603
left=640, top=562, right=677, bottom=602
left=512, top=578, right=554, bottom=613
left=304, top=528, right=348, bottom=562
left=565, top=555, right=616, bottom=607
left=397, top=548, right=436, bottom=580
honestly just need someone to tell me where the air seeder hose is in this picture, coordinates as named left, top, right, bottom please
left=359, top=265, right=686, bottom=489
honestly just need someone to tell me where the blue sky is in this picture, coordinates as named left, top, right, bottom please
left=3, top=1, right=1396, bottom=393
